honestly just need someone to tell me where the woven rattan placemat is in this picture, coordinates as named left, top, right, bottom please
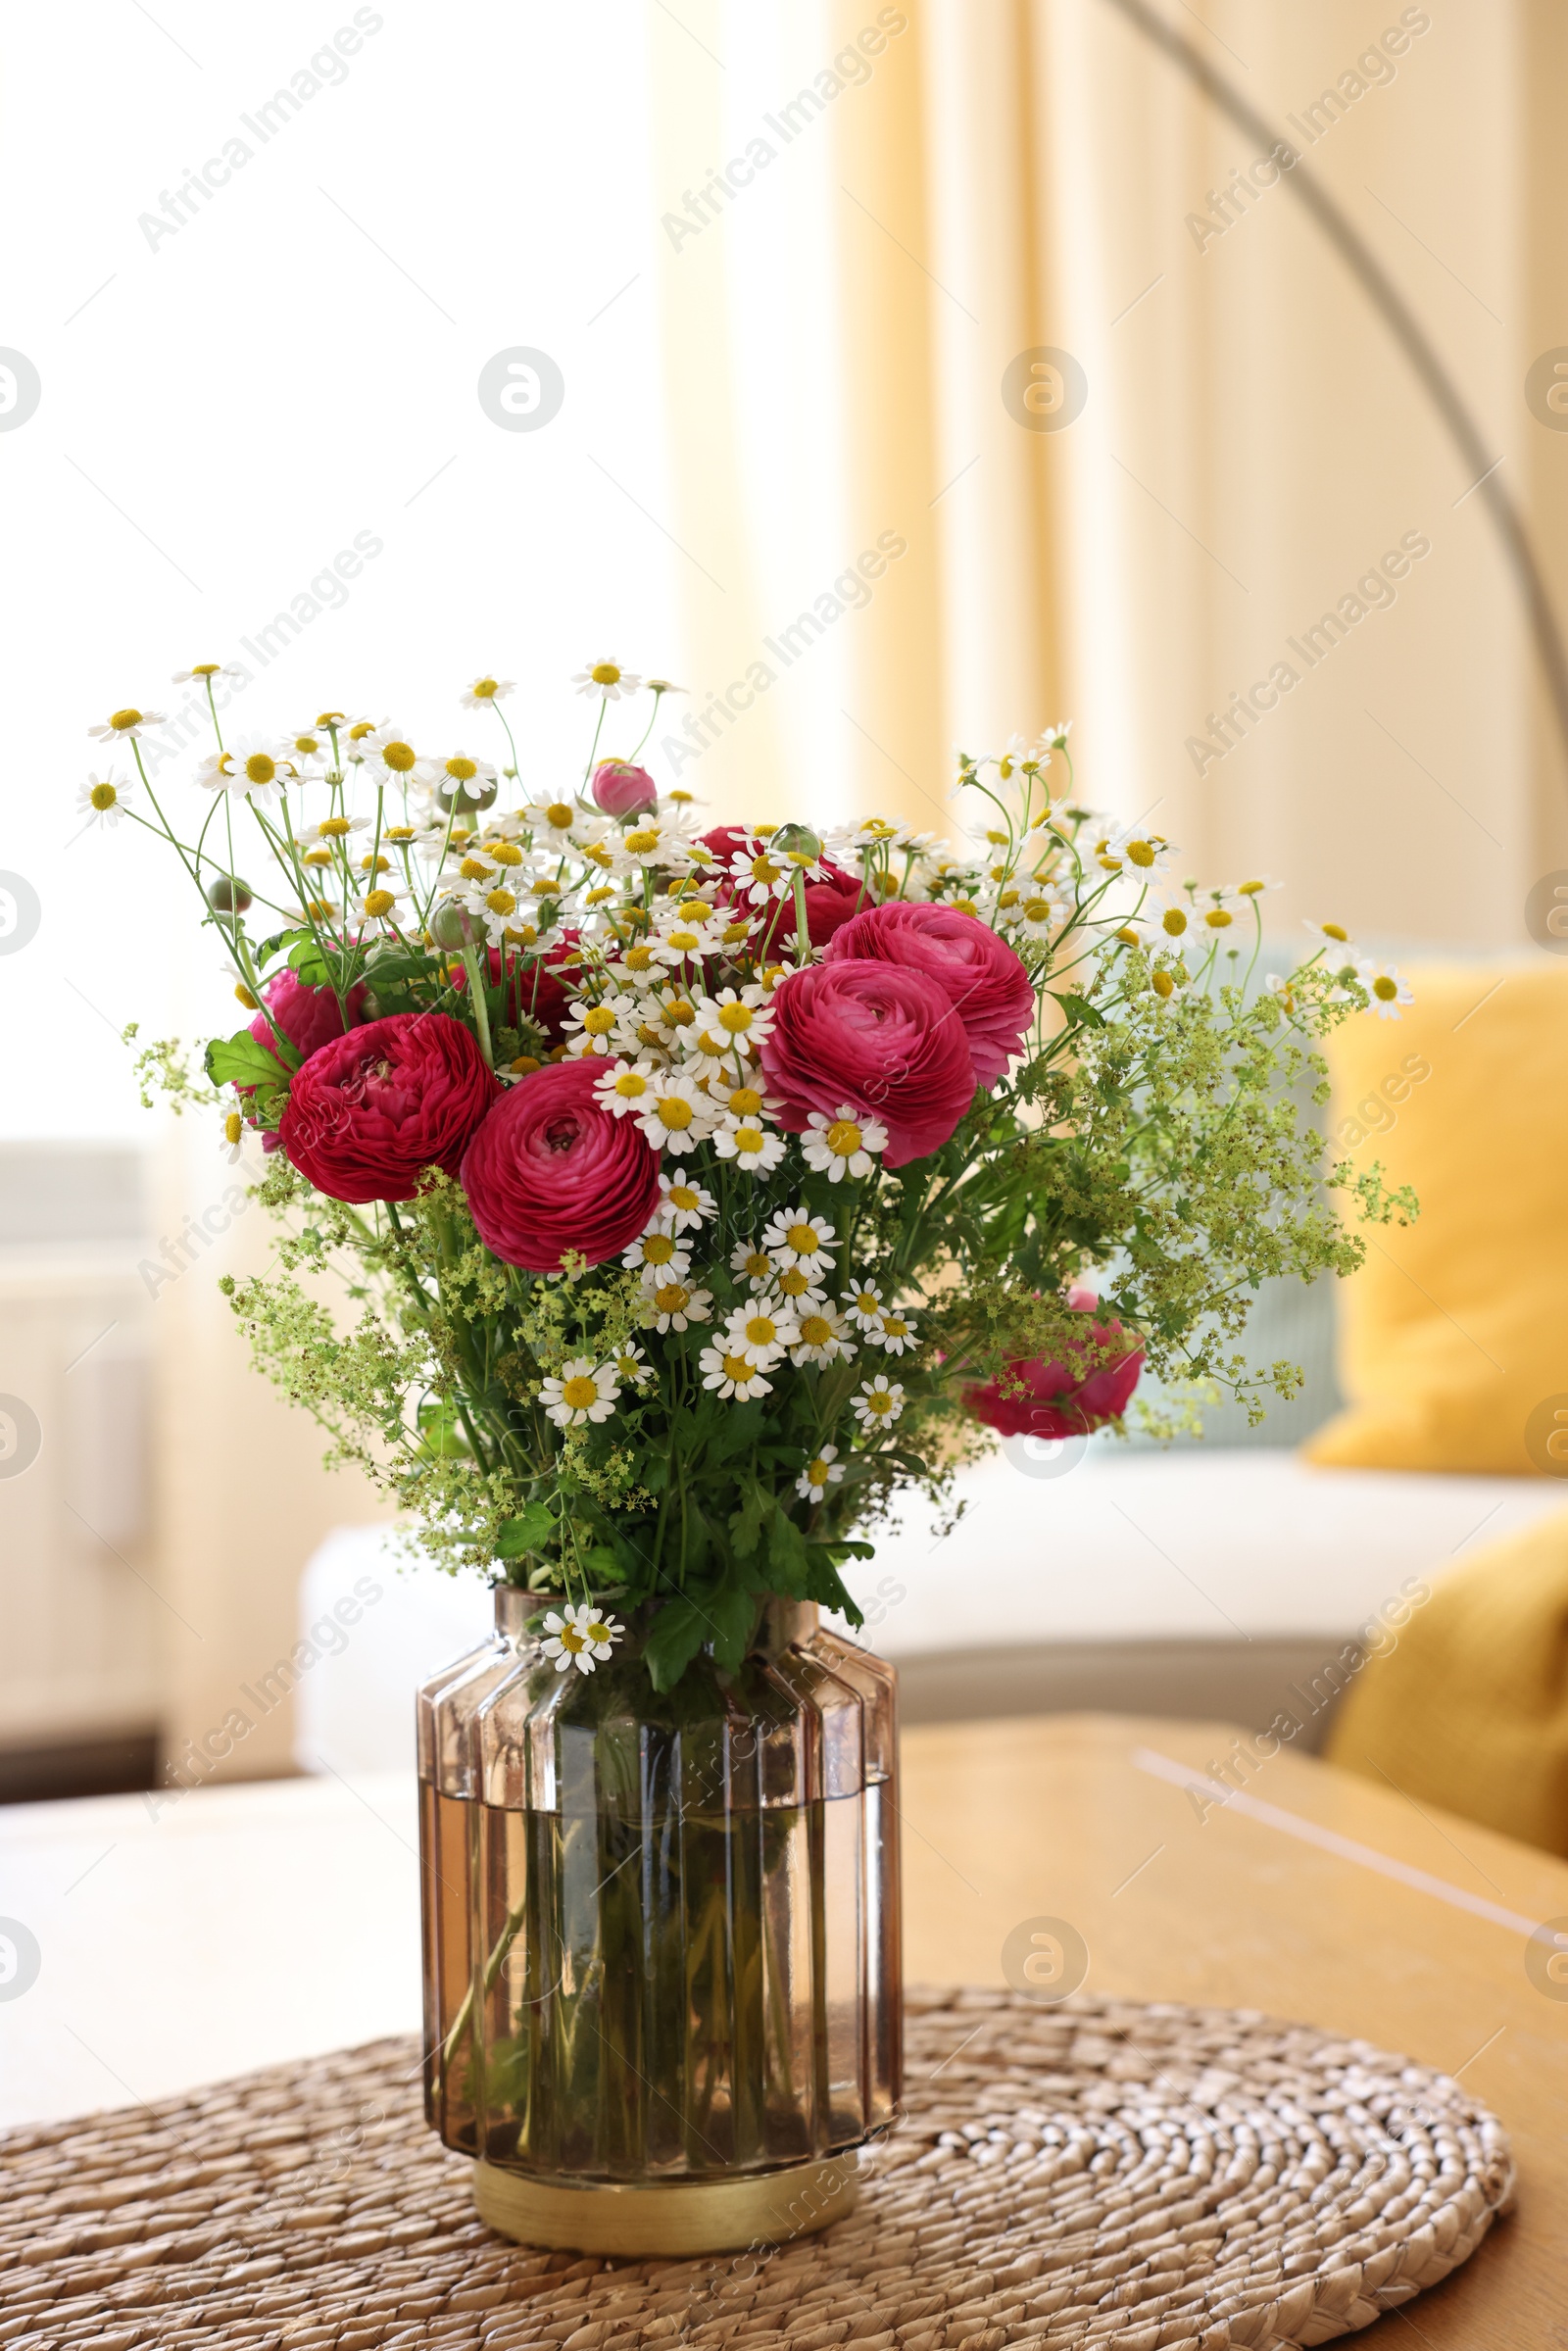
left=0, top=1987, right=1512, bottom=2351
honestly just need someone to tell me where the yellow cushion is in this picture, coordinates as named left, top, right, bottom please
left=1325, top=1508, right=1568, bottom=1855
left=1305, top=960, right=1568, bottom=1475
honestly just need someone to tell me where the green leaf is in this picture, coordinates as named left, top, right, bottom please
left=766, top=1507, right=809, bottom=1592
left=495, top=1501, right=556, bottom=1560
left=204, top=1029, right=296, bottom=1093
left=804, top=1550, right=864, bottom=1624
left=707, top=1581, right=758, bottom=1672
left=644, top=1597, right=710, bottom=1691
left=727, top=1482, right=768, bottom=1560
left=1051, top=991, right=1106, bottom=1030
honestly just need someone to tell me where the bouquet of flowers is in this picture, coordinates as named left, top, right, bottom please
left=97, top=659, right=1412, bottom=1688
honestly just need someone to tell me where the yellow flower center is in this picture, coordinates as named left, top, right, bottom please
left=303, top=849, right=333, bottom=868
left=722, top=1353, right=754, bottom=1383
left=1161, top=908, right=1188, bottom=936
left=825, top=1120, right=862, bottom=1156
left=348, top=720, right=376, bottom=741
left=1152, top=970, right=1175, bottom=1000
left=223, top=1111, right=243, bottom=1144
left=643, top=1233, right=678, bottom=1265
left=623, top=944, right=655, bottom=970
left=584, top=1618, right=613, bottom=1644
left=591, top=661, right=621, bottom=685
left=749, top=857, right=782, bottom=886
left=745, top=1314, right=778, bottom=1348
left=317, top=710, right=346, bottom=726
left=668, top=1184, right=699, bottom=1212
left=865, top=1390, right=893, bottom=1416
left=743, top=1250, right=770, bottom=1281
left=445, top=756, right=478, bottom=781
left=484, top=889, right=516, bottom=916
left=1023, top=900, right=1052, bottom=924
left=625, top=827, right=660, bottom=855
left=89, top=782, right=117, bottom=810
left=562, top=1376, right=599, bottom=1410
left=191, top=664, right=220, bottom=678
left=560, top=1624, right=587, bottom=1652
left=656, top=1283, right=691, bottom=1314
left=658, top=1095, right=694, bottom=1130
left=487, top=841, right=522, bottom=866
left=807, top=1456, right=829, bottom=1484
left=545, top=802, right=574, bottom=828
left=291, top=736, right=321, bottom=757
left=723, top=921, right=752, bottom=945
left=1322, top=920, right=1348, bottom=942
left=361, top=853, right=390, bottom=873
left=363, top=890, right=397, bottom=918
left=386, top=825, right=416, bottom=842
left=471, top=678, right=499, bottom=700
left=1203, top=907, right=1233, bottom=929
left=718, top=1002, right=754, bottom=1034
left=1373, top=975, right=1397, bottom=1002
left=667, top=929, right=703, bottom=952
left=733, top=1125, right=764, bottom=1153
left=800, top=1317, right=832, bottom=1348
left=883, top=1315, right=910, bottom=1340
left=318, top=815, right=352, bottom=838
left=1239, top=879, right=1264, bottom=896
left=612, top=1070, right=649, bottom=1099
left=583, top=1005, right=617, bottom=1034
left=856, top=1292, right=879, bottom=1315
left=728, top=1087, right=763, bottom=1117
left=233, top=981, right=259, bottom=1009
left=512, top=1054, right=542, bottom=1074
left=584, top=885, right=616, bottom=905
left=1126, top=839, right=1156, bottom=867
left=380, top=740, right=416, bottom=772
left=786, top=1221, right=818, bottom=1254
left=242, top=754, right=276, bottom=785
left=778, top=1267, right=811, bottom=1297
left=303, top=900, right=333, bottom=920
left=109, top=708, right=142, bottom=730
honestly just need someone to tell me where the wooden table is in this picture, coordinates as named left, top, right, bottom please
left=4, top=1715, right=1565, bottom=2342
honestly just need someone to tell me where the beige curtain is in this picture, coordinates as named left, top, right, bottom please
left=655, top=0, right=1568, bottom=937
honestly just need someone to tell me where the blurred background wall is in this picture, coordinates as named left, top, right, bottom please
left=2, top=0, right=1564, bottom=1793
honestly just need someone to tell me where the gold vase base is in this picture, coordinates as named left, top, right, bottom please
left=473, top=2152, right=859, bottom=2256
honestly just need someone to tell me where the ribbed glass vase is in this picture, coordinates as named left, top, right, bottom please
left=416, top=1589, right=902, bottom=2254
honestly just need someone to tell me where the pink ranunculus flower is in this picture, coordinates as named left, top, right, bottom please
left=460, top=1058, right=661, bottom=1271
left=592, top=759, right=658, bottom=818
left=278, top=1012, right=500, bottom=1204
left=964, top=1286, right=1145, bottom=1438
left=758, top=957, right=978, bottom=1167
left=248, top=966, right=367, bottom=1064
left=825, top=900, right=1035, bottom=1088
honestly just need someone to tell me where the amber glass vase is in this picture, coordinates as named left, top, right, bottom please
left=416, top=1589, right=902, bottom=2255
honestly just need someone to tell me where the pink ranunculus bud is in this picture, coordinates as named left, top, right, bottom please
left=592, top=759, right=658, bottom=818
left=963, top=1291, right=1145, bottom=1440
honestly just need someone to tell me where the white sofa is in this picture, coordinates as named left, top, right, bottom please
left=294, top=1445, right=1566, bottom=1774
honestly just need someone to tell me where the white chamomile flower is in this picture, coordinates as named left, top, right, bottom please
left=340, top=717, right=391, bottom=764
left=617, top=813, right=695, bottom=868
left=521, top=794, right=591, bottom=849
left=564, top=994, right=633, bottom=1057
left=1358, top=959, right=1413, bottom=1020
left=460, top=674, right=515, bottom=710
left=796, top=1444, right=844, bottom=1503
left=1008, top=891, right=1071, bottom=942
left=867, top=1305, right=919, bottom=1356
left=726, top=843, right=796, bottom=906
left=361, top=730, right=438, bottom=790
left=540, top=1356, right=619, bottom=1429
left=212, top=735, right=290, bottom=805
left=76, top=771, right=132, bottom=829
left=636, top=1072, right=713, bottom=1154
left=843, top=1280, right=887, bottom=1333
left=687, top=987, right=773, bottom=1062
left=609, top=1342, right=653, bottom=1386
left=622, top=1227, right=691, bottom=1280
left=351, top=884, right=408, bottom=929
left=1304, top=916, right=1355, bottom=950
left=572, top=657, right=643, bottom=702
left=651, top=902, right=729, bottom=966
left=435, top=752, right=499, bottom=798
left=802, top=1106, right=887, bottom=1182
left=464, top=878, right=528, bottom=946
left=607, top=936, right=663, bottom=986
left=713, top=1079, right=780, bottom=1130
left=171, top=663, right=241, bottom=687
left=595, top=1057, right=661, bottom=1116
left=645, top=1278, right=712, bottom=1333
left=655, top=1173, right=714, bottom=1233
left=699, top=1345, right=774, bottom=1401
left=220, top=958, right=260, bottom=1010
left=220, top=1108, right=247, bottom=1164
left=762, top=1206, right=837, bottom=1278
left=790, top=1306, right=857, bottom=1368
left=88, top=706, right=166, bottom=744
left=771, top=1261, right=827, bottom=1309
left=723, top=1297, right=800, bottom=1367
left=852, top=1377, right=906, bottom=1431
left=541, top=1601, right=623, bottom=1675
left=711, top=1119, right=786, bottom=1175
left=731, top=1240, right=776, bottom=1290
